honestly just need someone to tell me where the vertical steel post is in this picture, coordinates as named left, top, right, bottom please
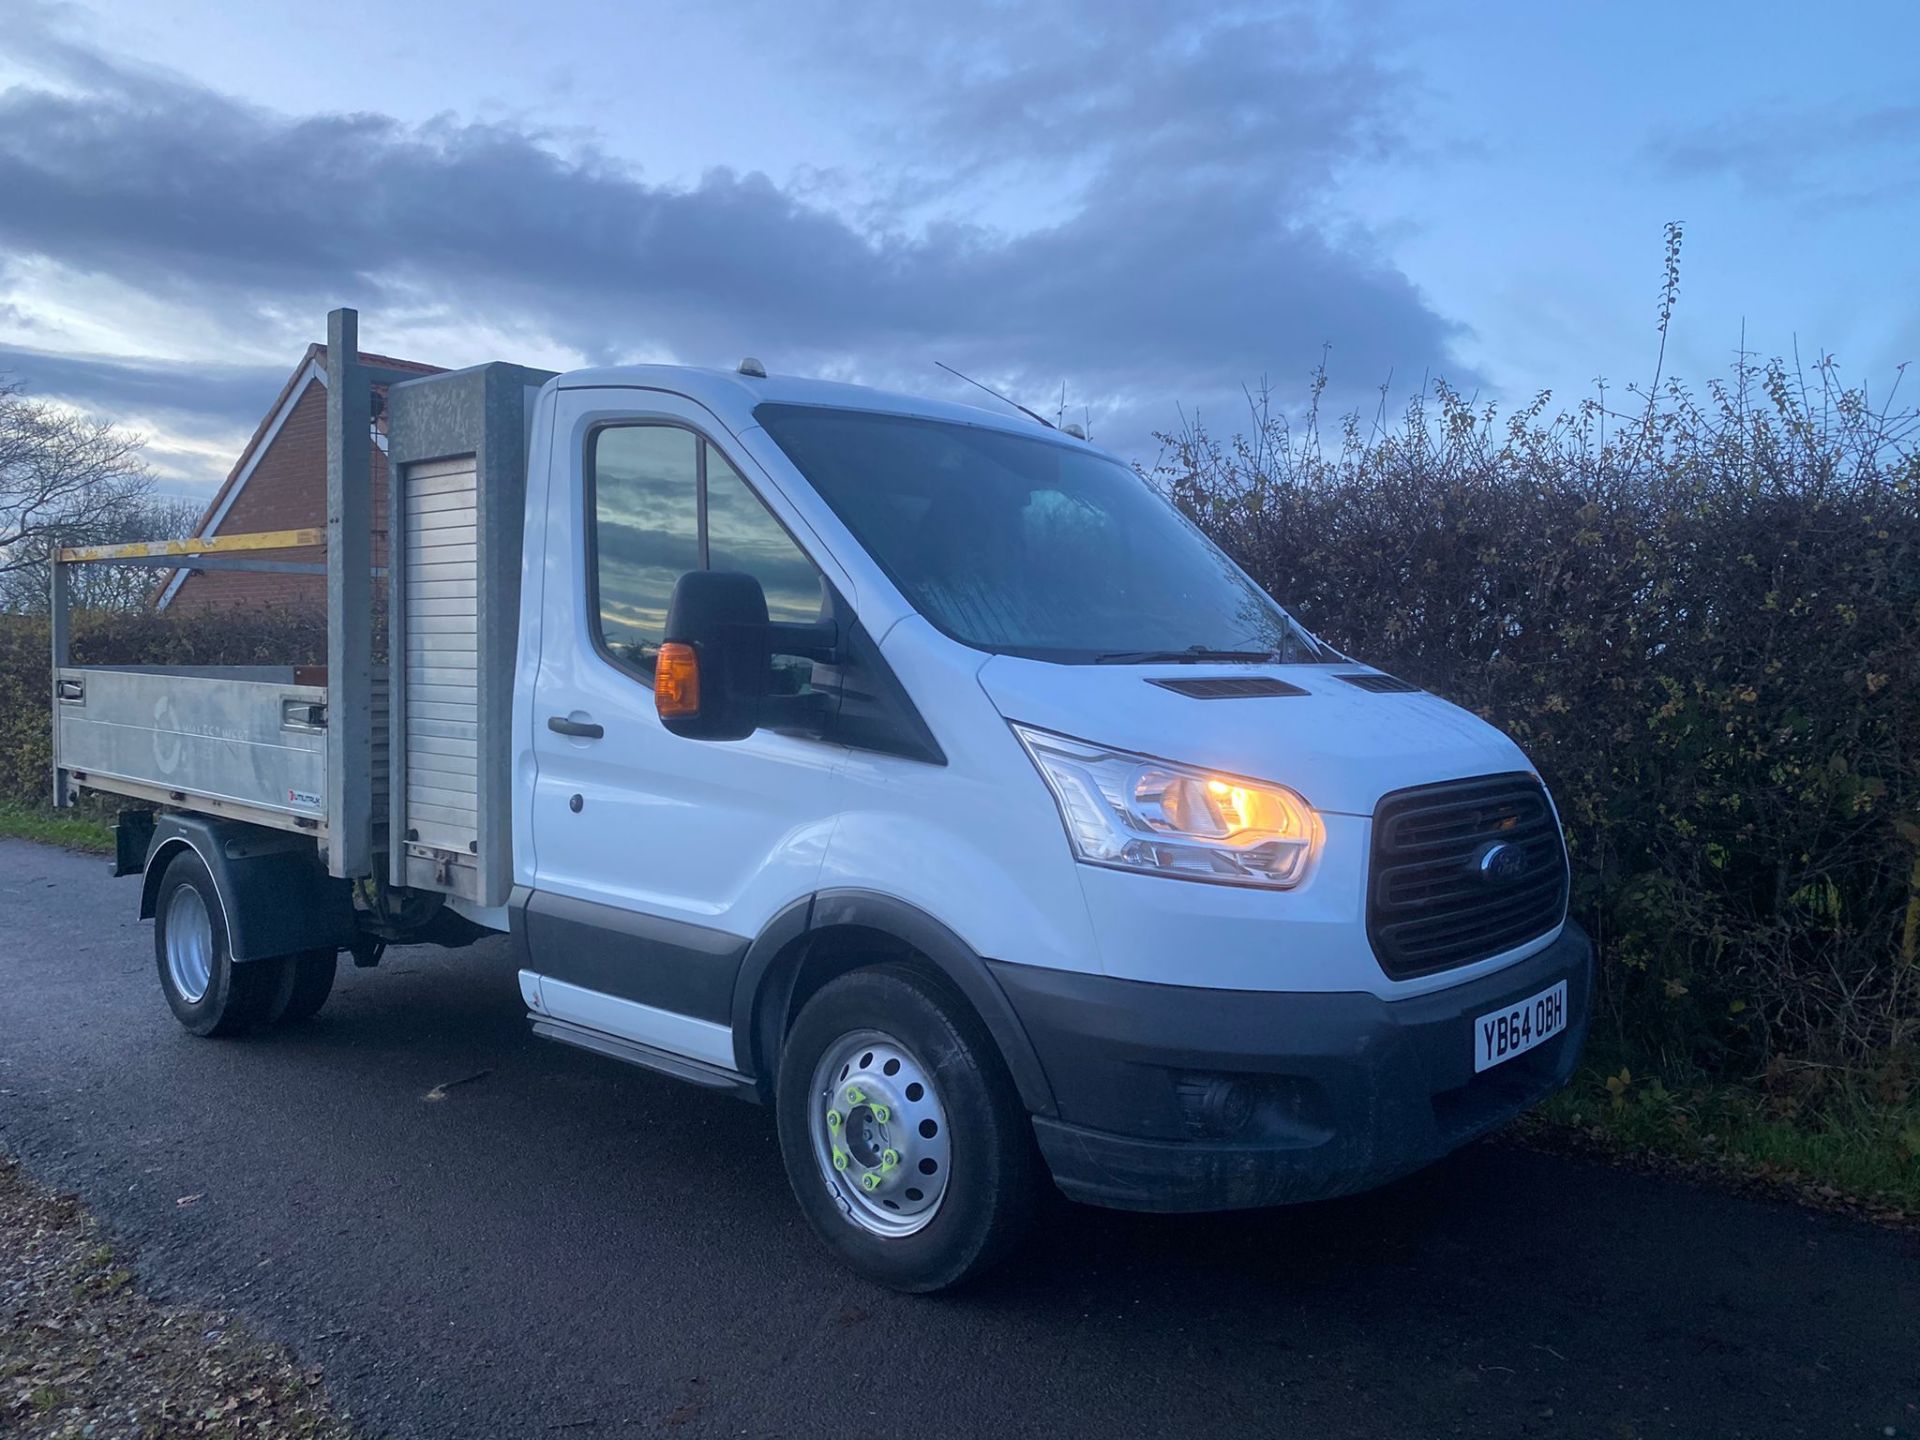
left=49, top=545, right=69, bottom=808
left=386, top=382, right=408, bottom=890
left=326, top=308, right=374, bottom=878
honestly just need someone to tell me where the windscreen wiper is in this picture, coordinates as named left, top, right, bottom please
left=1093, top=647, right=1283, bottom=665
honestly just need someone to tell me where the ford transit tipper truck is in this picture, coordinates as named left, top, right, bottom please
left=51, top=309, right=1590, bottom=1291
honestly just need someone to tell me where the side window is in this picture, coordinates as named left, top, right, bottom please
left=705, top=449, right=824, bottom=625
left=589, top=424, right=824, bottom=694
left=705, top=446, right=824, bottom=696
left=590, top=426, right=700, bottom=675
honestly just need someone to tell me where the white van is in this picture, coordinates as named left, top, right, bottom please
left=53, top=310, right=1590, bottom=1291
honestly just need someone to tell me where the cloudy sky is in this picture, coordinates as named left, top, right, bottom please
left=0, top=0, right=1914, bottom=499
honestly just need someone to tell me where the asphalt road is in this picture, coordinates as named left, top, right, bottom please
left=1, top=837, right=1915, bottom=1439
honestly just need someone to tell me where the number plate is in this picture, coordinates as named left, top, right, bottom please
left=1474, top=980, right=1569, bottom=1073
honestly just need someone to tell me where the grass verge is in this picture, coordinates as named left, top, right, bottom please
left=0, top=1153, right=360, bottom=1437
left=1515, top=1059, right=1920, bottom=1225
left=0, top=802, right=113, bottom=853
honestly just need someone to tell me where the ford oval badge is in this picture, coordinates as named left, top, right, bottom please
left=1477, top=841, right=1529, bottom=885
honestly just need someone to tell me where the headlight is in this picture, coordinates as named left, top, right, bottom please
left=1011, top=723, right=1319, bottom=888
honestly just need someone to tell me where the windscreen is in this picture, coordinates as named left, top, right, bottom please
left=755, top=403, right=1334, bottom=664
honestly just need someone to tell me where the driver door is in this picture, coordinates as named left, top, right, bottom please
left=525, top=387, right=849, bottom=1062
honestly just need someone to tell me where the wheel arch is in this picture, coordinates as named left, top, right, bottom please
left=139, top=815, right=357, bottom=961
left=139, top=833, right=202, bottom=920
left=733, top=889, right=1057, bottom=1119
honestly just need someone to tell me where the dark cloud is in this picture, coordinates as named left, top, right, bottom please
left=0, top=3, right=1463, bottom=466
left=0, top=344, right=290, bottom=435
left=804, top=1, right=1405, bottom=202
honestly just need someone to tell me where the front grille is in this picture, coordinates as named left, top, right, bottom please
left=1367, top=773, right=1568, bottom=979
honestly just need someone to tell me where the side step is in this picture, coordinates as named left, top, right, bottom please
left=529, top=1015, right=760, bottom=1100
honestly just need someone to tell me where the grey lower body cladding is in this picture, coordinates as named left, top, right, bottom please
left=995, top=924, right=1593, bottom=1212
left=510, top=883, right=1591, bottom=1214
left=514, top=888, right=748, bottom=1026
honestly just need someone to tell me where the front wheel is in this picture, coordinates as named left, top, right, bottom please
left=775, top=965, right=1040, bottom=1292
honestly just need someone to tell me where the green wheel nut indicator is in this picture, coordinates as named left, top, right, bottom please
left=872, top=1105, right=890, bottom=1124
left=832, top=1149, right=849, bottom=1172
left=825, top=1109, right=842, bottom=1131
left=845, top=1086, right=865, bottom=1105
left=861, top=1172, right=883, bottom=1192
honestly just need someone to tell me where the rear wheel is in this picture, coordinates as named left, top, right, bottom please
left=266, top=949, right=338, bottom=1024
left=152, top=850, right=279, bottom=1037
left=775, top=965, right=1040, bottom=1292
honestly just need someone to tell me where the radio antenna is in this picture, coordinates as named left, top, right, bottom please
left=935, top=361, right=1056, bottom=429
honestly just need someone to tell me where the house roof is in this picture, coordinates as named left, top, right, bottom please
left=334, top=346, right=445, bottom=379
left=182, top=342, right=445, bottom=540
left=155, top=341, right=444, bottom=608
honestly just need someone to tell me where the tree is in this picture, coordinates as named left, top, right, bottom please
left=0, top=376, right=162, bottom=613
left=0, top=493, right=204, bottom=613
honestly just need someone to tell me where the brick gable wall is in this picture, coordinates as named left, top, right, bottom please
left=167, top=379, right=392, bottom=616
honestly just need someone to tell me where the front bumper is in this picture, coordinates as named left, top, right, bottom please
left=991, top=923, right=1592, bottom=1212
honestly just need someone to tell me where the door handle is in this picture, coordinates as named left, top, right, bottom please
left=547, top=715, right=604, bottom=739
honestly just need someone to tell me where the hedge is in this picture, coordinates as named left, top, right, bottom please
left=1155, top=357, right=1919, bottom=1089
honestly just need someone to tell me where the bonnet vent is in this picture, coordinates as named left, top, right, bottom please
left=1147, top=676, right=1309, bottom=699
left=1337, top=672, right=1421, bottom=694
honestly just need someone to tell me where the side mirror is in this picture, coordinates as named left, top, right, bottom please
left=656, top=570, right=771, bottom=741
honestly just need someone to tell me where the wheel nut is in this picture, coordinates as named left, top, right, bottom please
left=881, top=1149, right=899, bottom=1171
left=860, top=1172, right=883, bottom=1192
left=826, top=1110, right=842, bottom=1131
left=845, top=1086, right=865, bottom=1104
left=871, top=1105, right=890, bottom=1124
left=832, top=1149, right=849, bottom=1172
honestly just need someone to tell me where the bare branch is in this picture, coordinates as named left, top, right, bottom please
left=0, top=376, right=160, bottom=607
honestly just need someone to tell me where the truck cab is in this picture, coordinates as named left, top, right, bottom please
left=56, top=313, right=1589, bottom=1292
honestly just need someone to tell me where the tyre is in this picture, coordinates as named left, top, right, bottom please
left=152, top=849, right=280, bottom=1037
left=265, top=949, right=338, bottom=1024
left=775, top=964, right=1040, bottom=1292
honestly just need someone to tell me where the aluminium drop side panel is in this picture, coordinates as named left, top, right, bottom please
left=385, top=362, right=555, bottom=906
left=52, top=665, right=329, bottom=833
